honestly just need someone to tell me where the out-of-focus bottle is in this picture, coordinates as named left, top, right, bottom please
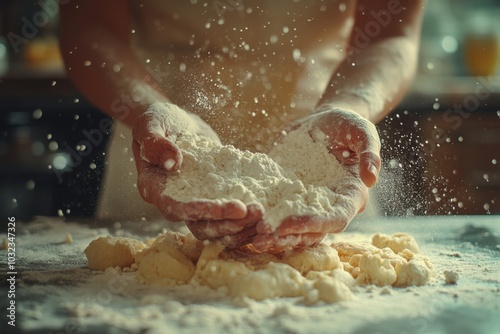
left=463, top=10, right=499, bottom=77
left=464, top=35, right=498, bottom=76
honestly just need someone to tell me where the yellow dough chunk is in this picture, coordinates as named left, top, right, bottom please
left=194, top=243, right=252, bottom=290
left=84, top=236, right=146, bottom=271
left=228, top=263, right=305, bottom=300
left=372, top=233, right=420, bottom=253
left=135, top=232, right=200, bottom=285
left=332, top=233, right=435, bottom=287
left=281, top=244, right=342, bottom=275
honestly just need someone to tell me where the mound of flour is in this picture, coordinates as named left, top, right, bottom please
left=163, top=123, right=353, bottom=230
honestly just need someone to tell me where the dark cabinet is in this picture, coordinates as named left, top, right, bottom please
left=0, top=78, right=111, bottom=219
left=377, top=86, right=500, bottom=215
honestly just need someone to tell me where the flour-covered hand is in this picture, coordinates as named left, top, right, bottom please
left=132, top=103, right=247, bottom=222
left=305, top=107, right=382, bottom=188
left=252, top=108, right=380, bottom=252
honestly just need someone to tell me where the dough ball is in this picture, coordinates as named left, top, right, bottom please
left=356, top=252, right=397, bottom=286
left=229, top=263, right=304, bottom=300
left=195, top=243, right=251, bottom=289
left=194, top=243, right=251, bottom=289
left=196, top=258, right=251, bottom=290
left=313, top=274, right=354, bottom=303
left=281, top=244, right=341, bottom=275
left=394, top=256, right=435, bottom=287
left=136, top=234, right=195, bottom=285
left=305, top=269, right=356, bottom=303
left=372, top=233, right=419, bottom=254
left=84, top=236, right=146, bottom=271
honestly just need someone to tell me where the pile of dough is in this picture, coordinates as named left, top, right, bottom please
left=84, top=232, right=435, bottom=303
left=334, top=233, right=434, bottom=287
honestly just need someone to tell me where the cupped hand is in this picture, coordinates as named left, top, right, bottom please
left=185, top=204, right=264, bottom=248
left=252, top=107, right=381, bottom=252
left=132, top=103, right=249, bottom=223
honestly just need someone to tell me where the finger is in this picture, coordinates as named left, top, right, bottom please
left=279, top=215, right=348, bottom=235
left=140, top=136, right=182, bottom=172
left=133, top=113, right=182, bottom=171
left=352, top=123, right=380, bottom=187
left=185, top=204, right=263, bottom=239
left=359, top=151, right=381, bottom=187
left=252, top=233, right=325, bottom=253
left=133, top=141, right=169, bottom=204
left=172, top=200, right=248, bottom=221
left=257, top=214, right=348, bottom=236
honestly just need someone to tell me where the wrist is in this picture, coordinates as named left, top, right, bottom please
left=316, top=92, right=372, bottom=120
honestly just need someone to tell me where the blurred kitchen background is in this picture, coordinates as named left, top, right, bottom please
left=0, top=0, right=499, bottom=220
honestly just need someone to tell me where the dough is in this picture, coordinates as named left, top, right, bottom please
left=135, top=232, right=201, bottom=285
left=332, top=233, right=434, bottom=287
left=228, top=263, right=304, bottom=300
left=84, top=236, right=146, bottom=271
left=310, top=271, right=355, bottom=303
left=85, top=232, right=435, bottom=303
left=194, top=242, right=252, bottom=290
left=372, top=233, right=420, bottom=253
left=281, top=244, right=342, bottom=275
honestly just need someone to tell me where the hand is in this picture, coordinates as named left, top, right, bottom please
left=132, top=103, right=248, bottom=223
left=252, top=108, right=381, bottom=252
left=185, top=204, right=263, bottom=248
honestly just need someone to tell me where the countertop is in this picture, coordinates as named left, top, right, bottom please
left=1, top=215, right=499, bottom=334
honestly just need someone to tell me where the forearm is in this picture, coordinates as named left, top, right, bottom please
left=318, top=0, right=424, bottom=123
left=59, top=3, right=169, bottom=128
left=317, top=36, right=418, bottom=123
left=61, top=27, right=169, bottom=128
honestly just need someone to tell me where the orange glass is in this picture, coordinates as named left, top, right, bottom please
left=464, top=34, right=498, bottom=77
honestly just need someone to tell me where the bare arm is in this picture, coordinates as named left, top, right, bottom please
left=253, top=1, right=426, bottom=251
left=59, top=0, right=169, bottom=127
left=317, top=0, right=425, bottom=123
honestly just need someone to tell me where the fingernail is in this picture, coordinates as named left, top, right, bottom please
left=164, top=158, right=176, bottom=171
left=368, top=163, right=378, bottom=176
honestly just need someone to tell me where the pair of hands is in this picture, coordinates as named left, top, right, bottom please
left=132, top=103, right=381, bottom=252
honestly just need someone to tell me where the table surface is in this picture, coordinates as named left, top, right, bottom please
left=1, top=215, right=499, bottom=334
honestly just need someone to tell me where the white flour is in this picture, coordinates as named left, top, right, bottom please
left=162, top=120, right=353, bottom=230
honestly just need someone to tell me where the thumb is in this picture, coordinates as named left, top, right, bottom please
left=139, top=135, right=182, bottom=172
left=133, top=112, right=182, bottom=172
left=359, top=151, right=381, bottom=187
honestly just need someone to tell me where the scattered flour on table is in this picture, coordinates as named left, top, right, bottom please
left=84, top=232, right=435, bottom=304
left=162, top=122, right=353, bottom=230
